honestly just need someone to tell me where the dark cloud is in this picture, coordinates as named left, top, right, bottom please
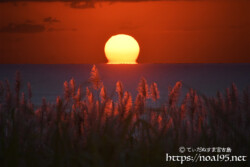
left=0, top=23, right=45, bottom=33
left=0, top=0, right=177, bottom=9
left=11, top=1, right=27, bottom=6
left=70, top=1, right=95, bottom=9
left=0, top=0, right=214, bottom=9
left=0, top=18, right=76, bottom=33
left=47, top=27, right=64, bottom=32
left=43, top=17, right=60, bottom=23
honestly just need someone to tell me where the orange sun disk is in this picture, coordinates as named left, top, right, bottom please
left=104, top=34, right=140, bottom=64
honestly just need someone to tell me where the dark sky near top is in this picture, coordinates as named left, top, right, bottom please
left=0, top=0, right=250, bottom=63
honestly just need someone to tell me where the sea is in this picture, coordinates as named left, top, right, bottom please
left=0, top=64, right=249, bottom=105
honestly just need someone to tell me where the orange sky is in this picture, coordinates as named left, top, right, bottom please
left=0, top=0, right=250, bottom=63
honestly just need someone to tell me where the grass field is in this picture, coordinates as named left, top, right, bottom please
left=0, top=65, right=249, bottom=167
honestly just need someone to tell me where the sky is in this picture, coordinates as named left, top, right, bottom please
left=0, top=0, right=250, bottom=63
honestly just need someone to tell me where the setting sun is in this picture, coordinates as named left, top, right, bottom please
left=104, top=34, right=140, bottom=64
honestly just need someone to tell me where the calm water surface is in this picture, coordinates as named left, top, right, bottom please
left=0, top=64, right=249, bottom=105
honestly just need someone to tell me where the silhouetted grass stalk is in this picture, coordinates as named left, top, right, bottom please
left=0, top=65, right=249, bottom=167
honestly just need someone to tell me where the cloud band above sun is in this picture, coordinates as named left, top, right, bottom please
left=0, top=0, right=213, bottom=9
